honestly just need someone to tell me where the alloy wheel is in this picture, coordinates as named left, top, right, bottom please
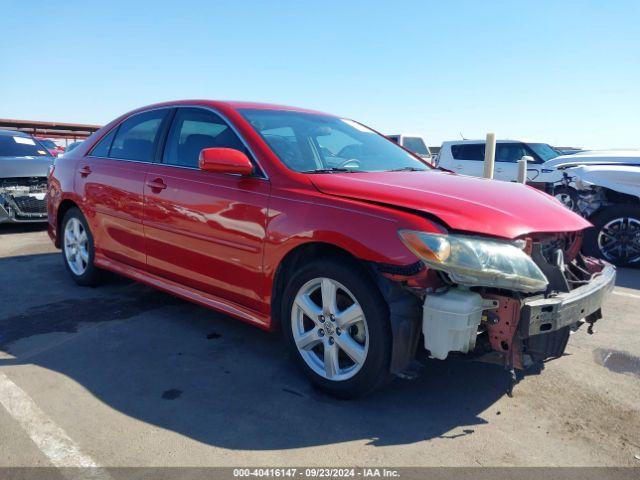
left=291, top=277, right=369, bottom=381
left=64, top=217, right=90, bottom=275
left=597, top=216, right=640, bottom=264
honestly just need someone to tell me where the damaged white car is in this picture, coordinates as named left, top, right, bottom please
left=0, top=130, right=53, bottom=224
left=556, top=158, right=640, bottom=266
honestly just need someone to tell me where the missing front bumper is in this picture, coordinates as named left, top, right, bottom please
left=421, top=263, right=615, bottom=363
left=520, top=264, right=616, bottom=337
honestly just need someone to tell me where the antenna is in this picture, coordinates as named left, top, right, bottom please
left=459, top=131, right=466, bottom=140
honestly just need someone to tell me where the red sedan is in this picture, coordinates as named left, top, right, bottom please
left=47, top=101, right=615, bottom=398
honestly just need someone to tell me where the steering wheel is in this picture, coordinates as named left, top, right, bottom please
left=336, top=158, right=361, bottom=169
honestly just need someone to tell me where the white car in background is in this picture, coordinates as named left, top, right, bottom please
left=437, top=139, right=562, bottom=181
left=437, top=140, right=640, bottom=209
left=555, top=159, right=640, bottom=266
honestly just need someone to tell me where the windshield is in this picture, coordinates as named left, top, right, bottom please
left=239, top=109, right=430, bottom=173
left=0, top=135, right=52, bottom=158
left=528, top=143, right=560, bottom=162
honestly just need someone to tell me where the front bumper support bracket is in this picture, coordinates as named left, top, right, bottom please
left=520, top=264, right=616, bottom=338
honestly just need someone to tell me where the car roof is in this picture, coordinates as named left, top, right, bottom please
left=134, top=100, right=335, bottom=117
left=0, top=129, right=31, bottom=137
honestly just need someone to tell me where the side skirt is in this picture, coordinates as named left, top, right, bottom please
left=95, top=256, right=271, bottom=331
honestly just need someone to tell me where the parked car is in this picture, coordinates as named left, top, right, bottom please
left=48, top=101, right=615, bottom=398
left=555, top=159, right=640, bottom=266
left=0, top=130, right=53, bottom=223
left=438, top=140, right=639, bottom=210
left=36, top=138, right=65, bottom=157
left=541, top=150, right=640, bottom=210
left=387, top=134, right=433, bottom=163
left=437, top=139, right=562, bottom=182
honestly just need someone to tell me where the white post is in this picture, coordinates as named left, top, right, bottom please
left=518, top=155, right=532, bottom=184
left=483, top=133, right=496, bottom=179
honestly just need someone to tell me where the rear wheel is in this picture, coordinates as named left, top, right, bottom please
left=583, top=205, right=640, bottom=267
left=61, top=208, right=102, bottom=286
left=281, top=259, right=392, bottom=398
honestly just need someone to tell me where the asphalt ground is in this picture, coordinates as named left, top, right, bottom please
left=0, top=223, right=639, bottom=471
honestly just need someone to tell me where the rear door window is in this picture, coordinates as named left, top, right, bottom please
left=109, top=110, right=169, bottom=162
left=451, top=144, right=485, bottom=161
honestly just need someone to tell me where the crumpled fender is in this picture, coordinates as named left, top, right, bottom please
left=569, top=165, right=640, bottom=200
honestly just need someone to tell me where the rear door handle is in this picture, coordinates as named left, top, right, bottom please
left=78, top=165, right=92, bottom=177
left=146, top=177, right=167, bottom=192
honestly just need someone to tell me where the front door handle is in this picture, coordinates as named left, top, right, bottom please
left=78, top=165, right=92, bottom=177
left=147, top=177, right=167, bottom=192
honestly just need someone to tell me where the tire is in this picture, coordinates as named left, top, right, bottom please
left=61, top=207, right=102, bottom=286
left=553, top=186, right=578, bottom=211
left=583, top=204, right=640, bottom=267
left=281, top=258, right=392, bottom=398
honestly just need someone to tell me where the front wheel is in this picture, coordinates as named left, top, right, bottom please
left=583, top=204, right=640, bottom=267
left=281, top=259, right=392, bottom=398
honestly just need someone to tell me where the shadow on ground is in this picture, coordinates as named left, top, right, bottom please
left=0, top=223, right=48, bottom=235
left=1, top=251, right=635, bottom=451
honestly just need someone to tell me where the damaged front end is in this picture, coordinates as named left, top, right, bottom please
left=0, top=177, right=48, bottom=223
left=474, top=237, right=614, bottom=379
left=382, top=230, right=615, bottom=391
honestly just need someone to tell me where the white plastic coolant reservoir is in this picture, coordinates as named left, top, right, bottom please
left=423, top=288, right=486, bottom=360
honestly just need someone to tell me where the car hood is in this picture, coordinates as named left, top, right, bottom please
left=309, top=170, right=591, bottom=239
left=0, top=156, right=53, bottom=178
left=569, top=165, right=640, bottom=198
left=544, top=150, right=640, bottom=170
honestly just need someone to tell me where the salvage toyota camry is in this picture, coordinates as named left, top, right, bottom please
left=47, top=101, right=615, bottom=398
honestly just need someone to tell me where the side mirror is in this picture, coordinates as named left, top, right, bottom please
left=199, top=148, right=254, bottom=175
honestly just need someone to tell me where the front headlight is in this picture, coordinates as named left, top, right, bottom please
left=399, top=230, right=548, bottom=292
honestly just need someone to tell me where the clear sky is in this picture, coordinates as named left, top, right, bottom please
left=1, top=0, right=638, bottom=149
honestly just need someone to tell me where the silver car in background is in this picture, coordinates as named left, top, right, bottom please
left=0, top=129, right=53, bottom=224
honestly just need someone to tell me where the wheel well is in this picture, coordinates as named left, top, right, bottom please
left=601, top=187, right=639, bottom=205
left=271, top=241, right=424, bottom=375
left=56, top=199, right=79, bottom=247
left=270, top=242, right=369, bottom=330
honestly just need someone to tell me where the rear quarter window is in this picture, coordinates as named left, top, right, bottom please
left=89, top=129, right=117, bottom=157
left=108, top=109, right=169, bottom=162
